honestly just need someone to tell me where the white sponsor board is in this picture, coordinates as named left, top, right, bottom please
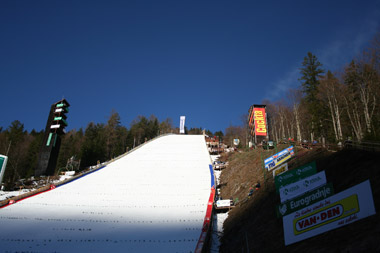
left=216, top=199, right=231, bottom=208
left=180, top=116, right=186, bottom=134
left=264, top=146, right=294, bottom=170
left=273, top=163, right=288, bottom=178
left=283, top=180, right=376, bottom=245
left=279, top=171, right=326, bottom=203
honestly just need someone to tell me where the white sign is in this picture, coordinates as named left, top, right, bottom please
left=283, top=180, right=376, bottom=245
left=179, top=116, right=186, bottom=134
left=279, top=171, right=326, bottom=203
left=233, top=139, right=240, bottom=146
left=216, top=199, right=231, bottom=208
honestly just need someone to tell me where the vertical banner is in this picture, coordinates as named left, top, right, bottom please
left=0, top=155, right=8, bottom=185
left=254, top=107, right=267, bottom=136
left=180, top=116, right=186, bottom=134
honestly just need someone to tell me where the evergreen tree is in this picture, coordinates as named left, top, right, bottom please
left=21, top=130, right=44, bottom=178
left=114, top=126, right=128, bottom=155
left=299, top=52, right=325, bottom=139
left=128, top=115, right=160, bottom=146
left=80, top=123, right=106, bottom=168
left=214, top=131, right=224, bottom=138
left=188, top=127, right=203, bottom=134
left=2, top=121, right=28, bottom=188
left=147, top=115, right=159, bottom=139
left=105, top=110, right=122, bottom=159
left=56, top=129, right=84, bottom=172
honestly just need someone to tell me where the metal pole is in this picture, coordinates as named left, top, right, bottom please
left=260, top=152, right=266, bottom=186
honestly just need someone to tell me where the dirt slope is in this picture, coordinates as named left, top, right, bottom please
left=219, top=147, right=380, bottom=252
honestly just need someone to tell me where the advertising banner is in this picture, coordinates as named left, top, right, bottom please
left=264, top=146, right=295, bottom=170
left=276, top=183, right=334, bottom=217
left=283, top=180, right=376, bottom=245
left=179, top=116, right=185, bottom=134
left=279, top=171, right=326, bottom=203
left=275, top=161, right=317, bottom=192
left=216, top=199, right=231, bottom=208
left=273, top=163, right=288, bottom=178
left=254, top=107, right=267, bottom=136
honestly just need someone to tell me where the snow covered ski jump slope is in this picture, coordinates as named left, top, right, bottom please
left=0, top=134, right=213, bottom=252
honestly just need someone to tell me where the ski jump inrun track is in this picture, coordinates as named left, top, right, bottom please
left=0, top=134, right=216, bottom=253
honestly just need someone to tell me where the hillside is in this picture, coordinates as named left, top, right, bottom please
left=218, top=145, right=380, bottom=252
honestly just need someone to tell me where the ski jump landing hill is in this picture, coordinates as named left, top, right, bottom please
left=0, top=134, right=215, bottom=252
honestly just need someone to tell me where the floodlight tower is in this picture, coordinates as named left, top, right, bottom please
left=35, top=99, right=70, bottom=176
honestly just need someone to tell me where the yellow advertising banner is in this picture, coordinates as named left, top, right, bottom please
left=254, top=107, right=267, bottom=136
left=283, top=180, right=376, bottom=246
left=293, top=194, right=359, bottom=235
left=272, top=163, right=288, bottom=178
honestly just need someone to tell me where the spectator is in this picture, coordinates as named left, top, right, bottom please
left=255, top=181, right=261, bottom=190
left=248, top=187, right=254, bottom=197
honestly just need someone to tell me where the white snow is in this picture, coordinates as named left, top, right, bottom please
left=210, top=212, right=229, bottom=252
left=209, top=153, right=229, bottom=252
left=210, top=155, right=220, bottom=162
left=0, top=189, right=34, bottom=201
left=0, top=135, right=212, bottom=252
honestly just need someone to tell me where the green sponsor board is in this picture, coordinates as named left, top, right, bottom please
left=0, top=155, right=8, bottom=184
left=275, top=161, right=317, bottom=192
left=0, top=157, right=4, bottom=172
left=276, top=183, right=334, bottom=217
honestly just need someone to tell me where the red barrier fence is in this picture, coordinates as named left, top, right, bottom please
left=195, top=187, right=216, bottom=253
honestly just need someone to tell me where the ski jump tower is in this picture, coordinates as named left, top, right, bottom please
left=35, top=99, right=70, bottom=176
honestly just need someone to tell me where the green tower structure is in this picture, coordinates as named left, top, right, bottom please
left=35, top=99, right=70, bottom=177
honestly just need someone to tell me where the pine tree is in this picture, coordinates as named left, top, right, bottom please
left=22, top=130, right=44, bottom=177
left=80, top=123, right=106, bottom=168
left=105, top=110, right=121, bottom=159
left=299, top=52, right=325, bottom=140
left=2, top=121, right=28, bottom=187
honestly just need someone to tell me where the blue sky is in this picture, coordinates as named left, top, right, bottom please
left=1, top=0, right=379, bottom=134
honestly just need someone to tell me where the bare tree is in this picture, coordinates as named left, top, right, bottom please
left=344, top=60, right=378, bottom=140
left=319, top=71, right=344, bottom=142
left=287, top=89, right=303, bottom=141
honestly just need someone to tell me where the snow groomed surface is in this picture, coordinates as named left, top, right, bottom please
left=0, top=134, right=213, bottom=252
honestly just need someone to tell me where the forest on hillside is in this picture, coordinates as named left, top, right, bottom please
left=225, top=33, right=380, bottom=147
left=0, top=113, right=221, bottom=189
